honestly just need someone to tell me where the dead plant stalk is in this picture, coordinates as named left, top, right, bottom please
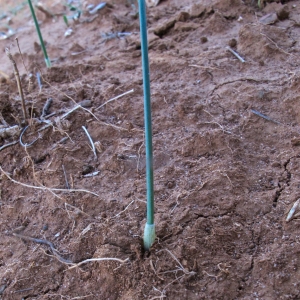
left=5, top=48, right=27, bottom=121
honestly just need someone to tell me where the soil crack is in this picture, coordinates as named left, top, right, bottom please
left=273, top=156, right=293, bottom=207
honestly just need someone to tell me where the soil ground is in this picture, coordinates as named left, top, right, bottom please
left=0, top=0, right=300, bottom=299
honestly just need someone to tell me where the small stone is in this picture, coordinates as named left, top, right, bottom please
left=108, top=77, right=120, bottom=85
left=0, top=285, right=6, bottom=295
left=157, top=43, right=168, bottom=51
left=78, top=100, right=92, bottom=108
left=132, top=51, right=141, bottom=58
left=277, top=5, right=289, bottom=21
left=34, top=41, right=41, bottom=53
left=82, top=165, right=93, bottom=175
left=272, top=162, right=281, bottom=168
left=166, top=181, right=175, bottom=189
left=291, top=137, right=300, bottom=146
left=58, top=94, right=69, bottom=102
left=69, top=43, right=84, bottom=53
left=200, top=36, right=208, bottom=43
left=154, top=17, right=176, bottom=37
left=176, top=11, right=190, bottom=22
left=249, top=243, right=255, bottom=249
left=189, top=3, right=206, bottom=18
left=0, top=77, right=7, bottom=84
left=228, top=38, right=237, bottom=48
left=174, top=22, right=198, bottom=32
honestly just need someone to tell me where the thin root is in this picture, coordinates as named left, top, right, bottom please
left=0, top=166, right=99, bottom=197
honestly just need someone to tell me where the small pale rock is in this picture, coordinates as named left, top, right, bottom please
left=132, top=51, right=141, bottom=58
left=135, top=32, right=159, bottom=49
left=176, top=11, right=190, bottom=22
left=154, top=18, right=176, bottom=37
left=79, top=100, right=92, bottom=108
left=259, top=13, right=278, bottom=25
left=157, top=43, right=167, bottom=51
left=146, top=0, right=160, bottom=7
left=189, top=3, right=206, bottom=18
left=69, top=43, right=84, bottom=53
left=174, top=22, right=198, bottom=32
left=58, top=94, right=69, bottom=102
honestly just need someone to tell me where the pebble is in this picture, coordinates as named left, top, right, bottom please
left=228, top=38, right=237, bottom=48
left=200, top=36, right=208, bottom=43
left=79, top=100, right=93, bottom=108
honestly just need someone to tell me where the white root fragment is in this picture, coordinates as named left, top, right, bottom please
left=286, top=199, right=300, bottom=222
left=226, top=46, right=245, bottom=63
left=82, top=126, right=97, bottom=159
left=68, top=257, right=130, bottom=270
left=83, top=171, right=100, bottom=178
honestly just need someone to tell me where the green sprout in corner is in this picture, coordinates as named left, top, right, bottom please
left=63, top=1, right=82, bottom=26
left=27, top=0, right=51, bottom=68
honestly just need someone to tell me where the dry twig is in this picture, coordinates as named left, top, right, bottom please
left=96, top=89, right=134, bottom=110
left=15, top=37, right=33, bottom=93
left=5, top=47, right=27, bottom=121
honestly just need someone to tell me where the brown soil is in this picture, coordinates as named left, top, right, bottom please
left=0, top=0, right=300, bottom=299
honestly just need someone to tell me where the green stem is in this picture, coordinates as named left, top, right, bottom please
left=27, top=0, right=51, bottom=68
left=138, top=0, right=155, bottom=250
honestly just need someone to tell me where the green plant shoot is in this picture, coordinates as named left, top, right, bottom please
left=138, top=0, right=156, bottom=251
left=27, top=0, right=51, bottom=68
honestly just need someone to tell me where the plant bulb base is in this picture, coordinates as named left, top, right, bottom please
left=45, top=58, right=51, bottom=68
left=143, top=223, right=155, bottom=250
